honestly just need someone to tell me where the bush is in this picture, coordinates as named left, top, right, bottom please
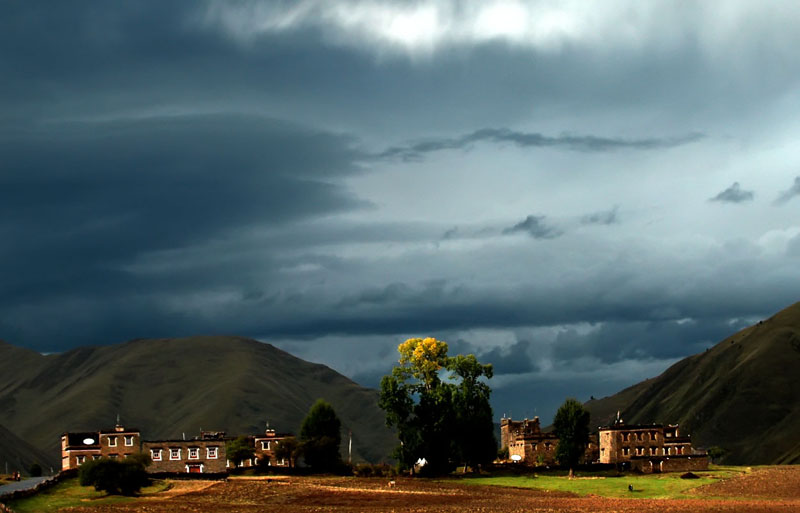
left=352, top=463, right=397, bottom=478
left=78, top=454, right=150, bottom=496
left=28, top=463, right=43, bottom=477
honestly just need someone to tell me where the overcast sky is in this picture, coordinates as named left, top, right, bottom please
left=2, top=1, right=800, bottom=424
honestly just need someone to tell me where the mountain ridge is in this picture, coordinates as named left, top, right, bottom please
left=0, top=335, right=397, bottom=468
left=585, top=301, right=800, bottom=464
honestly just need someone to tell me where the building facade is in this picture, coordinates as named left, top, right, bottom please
left=61, top=424, right=141, bottom=471
left=598, top=418, right=708, bottom=473
left=499, top=414, right=705, bottom=473
left=143, top=431, right=227, bottom=474
left=61, top=424, right=289, bottom=474
left=252, top=428, right=290, bottom=467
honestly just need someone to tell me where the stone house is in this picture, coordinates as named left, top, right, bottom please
left=143, top=431, right=226, bottom=474
left=61, top=423, right=290, bottom=474
left=61, top=424, right=141, bottom=470
left=598, top=417, right=708, bottom=473
left=499, top=414, right=705, bottom=473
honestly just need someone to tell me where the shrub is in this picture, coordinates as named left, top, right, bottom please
left=353, top=463, right=396, bottom=478
left=28, top=463, right=43, bottom=477
left=78, top=454, right=150, bottom=496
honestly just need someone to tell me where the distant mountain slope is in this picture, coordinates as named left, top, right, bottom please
left=586, top=301, right=800, bottom=464
left=0, top=424, right=53, bottom=475
left=0, top=336, right=396, bottom=468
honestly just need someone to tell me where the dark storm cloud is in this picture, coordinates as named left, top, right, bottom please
left=0, top=114, right=367, bottom=317
left=476, top=339, right=537, bottom=375
left=581, top=206, right=620, bottom=225
left=709, top=182, right=754, bottom=203
left=550, top=318, right=749, bottom=365
left=377, top=128, right=704, bottom=162
left=775, top=176, right=800, bottom=204
left=502, top=215, right=561, bottom=239
left=264, top=269, right=795, bottom=342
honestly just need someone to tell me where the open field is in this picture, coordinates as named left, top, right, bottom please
left=459, top=466, right=745, bottom=498
left=5, top=466, right=800, bottom=512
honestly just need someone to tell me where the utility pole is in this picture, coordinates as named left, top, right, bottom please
left=348, top=430, right=352, bottom=464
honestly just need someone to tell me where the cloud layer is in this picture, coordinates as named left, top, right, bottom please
left=3, top=0, right=800, bottom=425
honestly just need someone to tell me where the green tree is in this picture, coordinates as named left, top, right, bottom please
left=707, top=446, right=727, bottom=463
left=553, top=398, right=590, bottom=478
left=28, top=463, right=42, bottom=477
left=379, top=337, right=496, bottom=475
left=273, top=436, right=300, bottom=468
left=299, top=399, right=342, bottom=472
left=78, top=454, right=150, bottom=495
left=448, top=354, right=496, bottom=470
left=226, top=436, right=255, bottom=468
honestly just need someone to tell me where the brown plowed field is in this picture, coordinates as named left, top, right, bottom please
left=59, top=468, right=800, bottom=513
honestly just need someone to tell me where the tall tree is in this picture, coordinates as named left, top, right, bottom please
left=379, top=337, right=495, bottom=475
left=226, top=436, right=256, bottom=468
left=299, top=399, right=342, bottom=472
left=273, top=436, right=300, bottom=468
left=553, top=397, right=590, bottom=478
left=448, top=354, right=496, bottom=469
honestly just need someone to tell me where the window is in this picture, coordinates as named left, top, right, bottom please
left=650, top=431, right=657, bottom=441
left=623, top=433, right=630, bottom=442
left=622, top=447, right=630, bottom=456
left=77, top=455, right=86, bottom=464
left=207, top=447, right=218, bottom=459
left=636, top=447, right=644, bottom=456
left=188, top=448, right=200, bottom=460
left=124, top=435, right=134, bottom=446
left=636, top=432, right=643, bottom=441
left=151, top=449, right=162, bottom=461
left=108, top=436, right=117, bottom=447
left=649, top=447, right=657, bottom=455
left=261, top=441, right=270, bottom=450
left=109, top=454, right=118, bottom=459
left=170, top=448, right=181, bottom=460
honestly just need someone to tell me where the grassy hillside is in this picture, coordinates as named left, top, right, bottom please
left=0, top=336, right=397, bottom=468
left=0, top=423, right=53, bottom=475
left=586, top=301, right=800, bottom=464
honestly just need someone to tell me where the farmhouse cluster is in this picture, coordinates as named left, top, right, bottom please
left=61, top=423, right=289, bottom=474
left=501, top=414, right=708, bottom=473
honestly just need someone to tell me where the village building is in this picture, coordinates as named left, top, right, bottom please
left=500, top=416, right=599, bottom=465
left=598, top=416, right=708, bottom=473
left=143, top=431, right=227, bottom=474
left=500, top=413, right=706, bottom=473
left=61, top=424, right=141, bottom=471
left=252, top=428, right=290, bottom=467
left=61, top=423, right=290, bottom=474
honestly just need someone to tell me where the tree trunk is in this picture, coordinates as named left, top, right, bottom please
left=568, top=467, right=574, bottom=479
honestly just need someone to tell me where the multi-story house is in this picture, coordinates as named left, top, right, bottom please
left=598, top=417, right=708, bottom=473
left=143, top=431, right=227, bottom=474
left=499, top=413, right=707, bottom=473
left=61, top=424, right=141, bottom=470
left=61, top=424, right=290, bottom=474
left=500, top=416, right=598, bottom=466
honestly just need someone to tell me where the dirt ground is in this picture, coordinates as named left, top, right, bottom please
left=58, top=467, right=800, bottom=513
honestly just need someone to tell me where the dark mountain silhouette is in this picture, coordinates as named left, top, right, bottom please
left=0, top=336, right=396, bottom=469
left=585, top=301, right=800, bottom=464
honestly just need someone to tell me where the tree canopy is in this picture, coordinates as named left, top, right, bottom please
left=379, top=337, right=496, bottom=475
left=225, top=436, right=256, bottom=468
left=299, top=399, right=342, bottom=472
left=553, top=397, right=590, bottom=477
